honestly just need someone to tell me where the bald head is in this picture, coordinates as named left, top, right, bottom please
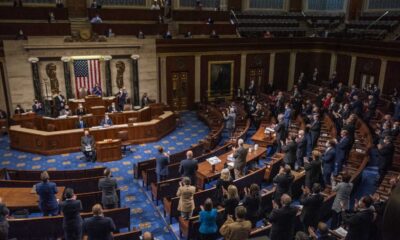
left=281, top=194, right=292, bottom=206
left=186, top=150, right=193, bottom=159
left=142, top=232, right=153, bottom=240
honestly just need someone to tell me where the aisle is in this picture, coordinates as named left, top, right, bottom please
left=0, top=111, right=210, bottom=240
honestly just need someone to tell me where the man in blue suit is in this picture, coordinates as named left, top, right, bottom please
left=83, top=204, right=116, bottom=240
left=334, top=130, right=351, bottom=176
left=309, top=114, right=321, bottom=149
left=35, top=171, right=59, bottom=216
left=179, top=150, right=198, bottom=186
left=59, top=188, right=83, bottom=240
left=92, top=83, right=102, bottom=96
left=321, top=140, right=336, bottom=186
left=117, top=88, right=127, bottom=111
left=100, top=113, right=113, bottom=127
left=155, top=146, right=170, bottom=182
left=283, top=103, right=292, bottom=130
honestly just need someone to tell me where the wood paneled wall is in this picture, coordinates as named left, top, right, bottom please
left=294, top=52, right=331, bottom=84
left=166, top=56, right=195, bottom=109
left=200, top=54, right=241, bottom=101
left=384, top=61, right=400, bottom=95
left=273, top=52, right=290, bottom=91
left=245, top=53, right=270, bottom=91
left=336, top=54, right=352, bottom=85
left=354, top=57, right=381, bottom=87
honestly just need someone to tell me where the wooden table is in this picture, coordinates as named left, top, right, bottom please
left=251, top=124, right=276, bottom=147
left=0, top=187, right=65, bottom=210
left=196, top=145, right=267, bottom=189
left=68, top=96, right=116, bottom=113
left=96, top=139, right=122, bottom=162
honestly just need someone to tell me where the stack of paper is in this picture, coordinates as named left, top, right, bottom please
left=207, top=156, right=221, bottom=166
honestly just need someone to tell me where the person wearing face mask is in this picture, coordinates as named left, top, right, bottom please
left=75, top=103, right=86, bottom=116
left=59, top=105, right=72, bottom=117
left=100, top=113, right=113, bottom=127
left=32, top=99, right=44, bottom=115
left=116, top=88, right=127, bottom=111
left=14, top=104, right=25, bottom=114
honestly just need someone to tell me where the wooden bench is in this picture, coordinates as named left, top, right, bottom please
left=5, top=167, right=106, bottom=181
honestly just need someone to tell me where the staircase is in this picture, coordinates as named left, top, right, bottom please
left=69, top=18, right=91, bottom=35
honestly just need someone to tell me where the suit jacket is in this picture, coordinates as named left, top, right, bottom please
left=81, top=135, right=95, bottom=151
left=179, top=158, right=198, bottom=184
left=296, top=137, right=307, bottom=159
left=54, top=95, right=65, bottom=111
left=76, top=108, right=86, bottom=116
left=76, top=120, right=87, bottom=129
left=32, top=103, right=44, bottom=115
left=332, top=182, right=353, bottom=212
left=299, top=193, right=324, bottom=226
left=233, top=146, right=248, bottom=171
left=310, top=120, right=321, bottom=136
left=155, top=153, right=169, bottom=176
left=176, top=185, right=196, bottom=212
left=322, top=148, right=336, bottom=173
left=273, top=173, right=294, bottom=200
left=343, top=209, right=374, bottom=240
left=268, top=206, right=297, bottom=240
left=107, top=105, right=118, bottom=113
left=83, top=216, right=115, bottom=240
left=351, top=99, right=363, bottom=116
left=35, top=181, right=58, bottom=211
left=304, top=158, right=322, bottom=188
left=117, top=92, right=127, bottom=108
left=282, top=140, right=297, bottom=165
left=336, top=136, right=351, bottom=166
left=100, top=118, right=113, bottom=126
left=219, top=218, right=252, bottom=240
left=98, top=177, right=118, bottom=206
left=378, top=143, right=395, bottom=170
left=274, top=121, right=287, bottom=142
left=59, top=199, right=83, bottom=227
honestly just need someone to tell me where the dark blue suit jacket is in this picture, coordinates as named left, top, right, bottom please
left=83, top=215, right=116, bottom=240
left=156, top=154, right=169, bottom=176
left=100, top=118, right=113, bottom=126
left=179, top=158, right=198, bottom=184
left=36, top=181, right=58, bottom=211
left=60, top=199, right=83, bottom=227
left=336, top=136, right=350, bottom=163
left=322, top=148, right=336, bottom=173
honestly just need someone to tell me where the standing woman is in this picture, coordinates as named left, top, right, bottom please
left=59, top=188, right=83, bottom=240
left=331, top=174, right=353, bottom=229
left=222, top=185, right=239, bottom=219
left=36, top=171, right=59, bottom=216
left=98, top=168, right=119, bottom=209
left=304, top=150, right=322, bottom=189
left=177, top=177, right=196, bottom=220
left=215, top=168, right=233, bottom=205
left=243, top=183, right=261, bottom=228
left=199, top=198, right=218, bottom=240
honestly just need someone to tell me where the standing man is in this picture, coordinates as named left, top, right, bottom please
left=219, top=206, right=252, bottom=240
left=32, top=99, right=44, bottom=115
left=179, top=150, right=198, bottom=186
left=83, top=204, right=116, bottom=240
left=81, top=130, right=95, bottom=162
left=117, top=88, right=127, bottom=111
left=232, top=139, right=248, bottom=179
left=59, top=188, right=83, bottom=240
left=155, top=146, right=170, bottom=182
left=299, top=183, right=324, bottom=230
left=322, top=140, right=336, bottom=186
left=273, top=165, right=294, bottom=203
left=223, top=107, right=236, bottom=138
left=36, top=171, right=59, bottom=216
left=377, top=136, right=395, bottom=184
left=281, top=135, right=297, bottom=170
left=98, top=168, right=119, bottom=209
left=334, top=130, right=351, bottom=176
left=296, top=130, right=307, bottom=169
left=268, top=194, right=298, bottom=240
left=274, top=114, right=287, bottom=152
left=283, top=103, right=292, bottom=130
left=53, top=92, right=66, bottom=117
left=309, top=114, right=321, bottom=149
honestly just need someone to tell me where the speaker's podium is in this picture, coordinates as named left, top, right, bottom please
left=96, top=139, right=122, bottom=162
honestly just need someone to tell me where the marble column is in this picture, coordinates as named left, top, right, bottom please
left=61, top=57, right=74, bottom=99
left=104, top=55, right=112, bottom=97
left=28, top=57, right=42, bottom=102
left=131, top=55, right=140, bottom=106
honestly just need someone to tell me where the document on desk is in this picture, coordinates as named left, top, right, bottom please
left=334, top=227, right=348, bottom=238
left=207, top=156, right=221, bottom=166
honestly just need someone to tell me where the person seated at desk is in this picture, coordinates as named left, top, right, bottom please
left=14, top=104, right=25, bottom=114
left=32, top=99, right=44, bottom=115
left=108, top=102, right=118, bottom=113
left=91, top=83, right=102, bottom=97
left=59, top=105, right=72, bottom=117
left=163, top=31, right=172, bottom=39
left=75, top=103, right=87, bottom=116
left=90, top=14, right=102, bottom=24
left=100, top=113, right=113, bottom=127
left=210, top=30, right=219, bottom=39
left=81, top=130, right=96, bottom=162
left=141, top=92, right=150, bottom=108
left=137, top=30, right=145, bottom=39
left=0, top=109, right=7, bottom=119
left=76, top=116, right=88, bottom=129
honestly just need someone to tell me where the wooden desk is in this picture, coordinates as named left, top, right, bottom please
left=96, top=139, right=122, bottom=162
left=0, top=187, right=65, bottom=210
left=11, top=113, right=36, bottom=126
left=196, top=146, right=267, bottom=189
left=68, top=96, right=116, bottom=114
left=9, top=111, right=177, bottom=155
left=251, top=124, right=276, bottom=147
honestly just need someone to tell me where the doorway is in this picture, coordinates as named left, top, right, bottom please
left=171, top=72, right=188, bottom=111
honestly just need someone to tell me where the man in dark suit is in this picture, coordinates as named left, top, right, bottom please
left=350, top=95, right=363, bottom=117
left=282, top=135, right=297, bottom=170
left=81, top=130, right=95, bottom=162
left=76, top=116, right=87, bottom=129
left=83, top=204, right=115, bottom=240
left=377, top=136, right=395, bottom=184
left=334, top=130, right=351, bottom=176
left=0, top=197, right=9, bottom=240
left=59, top=188, right=83, bottom=240
left=117, top=88, right=128, bottom=111
left=35, top=171, right=59, bottom=216
left=299, top=183, right=324, bottom=230
left=364, top=95, right=377, bottom=123
left=32, top=99, right=44, bottom=115
left=309, top=114, right=321, bottom=149
left=107, top=102, right=118, bottom=113
left=268, top=194, right=298, bottom=240
left=75, top=103, right=87, bottom=116
left=273, top=165, right=294, bottom=203
left=141, top=92, right=150, bottom=108
left=98, top=168, right=118, bottom=209
left=274, top=114, right=287, bottom=152
left=100, top=113, right=113, bottom=127
left=233, top=138, right=248, bottom=179
left=53, top=92, right=66, bottom=117
left=304, top=150, right=322, bottom=188
left=341, top=196, right=374, bottom=240
left=156, top=146, right=170, bottom=182
left=296, top=130, right=307, bottom=169
left=322, top=140, right=336, bottom=186
left=179, top=150, right=198, bottom=186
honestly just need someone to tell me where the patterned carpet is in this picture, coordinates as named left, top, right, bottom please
left=0, top=111, right=210, bottom=240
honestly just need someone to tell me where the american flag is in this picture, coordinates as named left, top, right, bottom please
left=73, top=59, right=101, bottom=96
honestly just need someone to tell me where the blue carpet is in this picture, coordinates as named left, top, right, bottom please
left=0, top=111, right=210, bottom=240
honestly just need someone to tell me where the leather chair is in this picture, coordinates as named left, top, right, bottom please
left=117, top=130, right=130, bottom=154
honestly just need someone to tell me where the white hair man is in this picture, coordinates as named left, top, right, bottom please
left=232, top=138, right=248, bottom=179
